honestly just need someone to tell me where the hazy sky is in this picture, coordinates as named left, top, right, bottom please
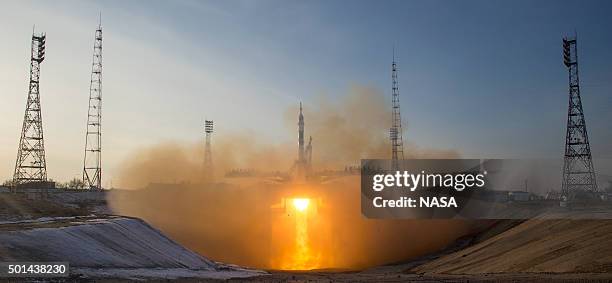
left=1, top=0, right=611, bottom=184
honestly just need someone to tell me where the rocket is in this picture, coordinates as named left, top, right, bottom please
left=298, top=102, right=305, bottom=163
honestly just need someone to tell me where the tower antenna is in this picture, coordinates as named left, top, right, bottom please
left=83, top=20, right=103, bottom=190
left=14, top=29, right=48, bottom=187
left=390, top=49, right=404, bottom=171
left=561, top=35, right=598, bottom=199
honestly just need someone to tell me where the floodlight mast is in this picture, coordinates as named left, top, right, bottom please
left=561, top=36, right=598, bottom=198
left=204, top=120, right=214, bottom=182
left=13, top=30, right=48, bottom=186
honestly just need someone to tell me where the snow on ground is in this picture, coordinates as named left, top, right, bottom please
left=0, top=216, right=78, bottom=224
left=0, top=216, right=265, bottom=279
left=73, top=267, right=263, bottom=280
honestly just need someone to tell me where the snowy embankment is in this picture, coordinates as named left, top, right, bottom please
left=0, top=216, right=264, bottom=280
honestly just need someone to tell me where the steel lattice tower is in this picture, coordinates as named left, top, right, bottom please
left=390, top=52, right=404, bottom=171
left=83, top=22, right=103, bottom=190
left=204, top=120, right=214, bottom=182
left=561, top=36, right=598, bottom=197
left=13, top=30, right=48, bottom=186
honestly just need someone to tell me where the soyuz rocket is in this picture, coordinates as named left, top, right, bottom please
left=298, top=102, right=305, bottom=164
left=294, top=102, right=312, bottom=181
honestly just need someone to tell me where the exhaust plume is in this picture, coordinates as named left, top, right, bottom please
left=109, top=85, right=470, bottom=270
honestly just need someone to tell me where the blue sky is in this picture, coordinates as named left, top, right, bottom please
left=0, top=0, right=611, bottom=183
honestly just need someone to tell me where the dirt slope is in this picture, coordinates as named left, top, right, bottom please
left=412, top=219, right=612, bottom=274
left=0, top=193, right=86, bottom=221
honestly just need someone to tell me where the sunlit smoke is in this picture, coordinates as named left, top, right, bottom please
left=109, top=85, right=468, bottom=270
